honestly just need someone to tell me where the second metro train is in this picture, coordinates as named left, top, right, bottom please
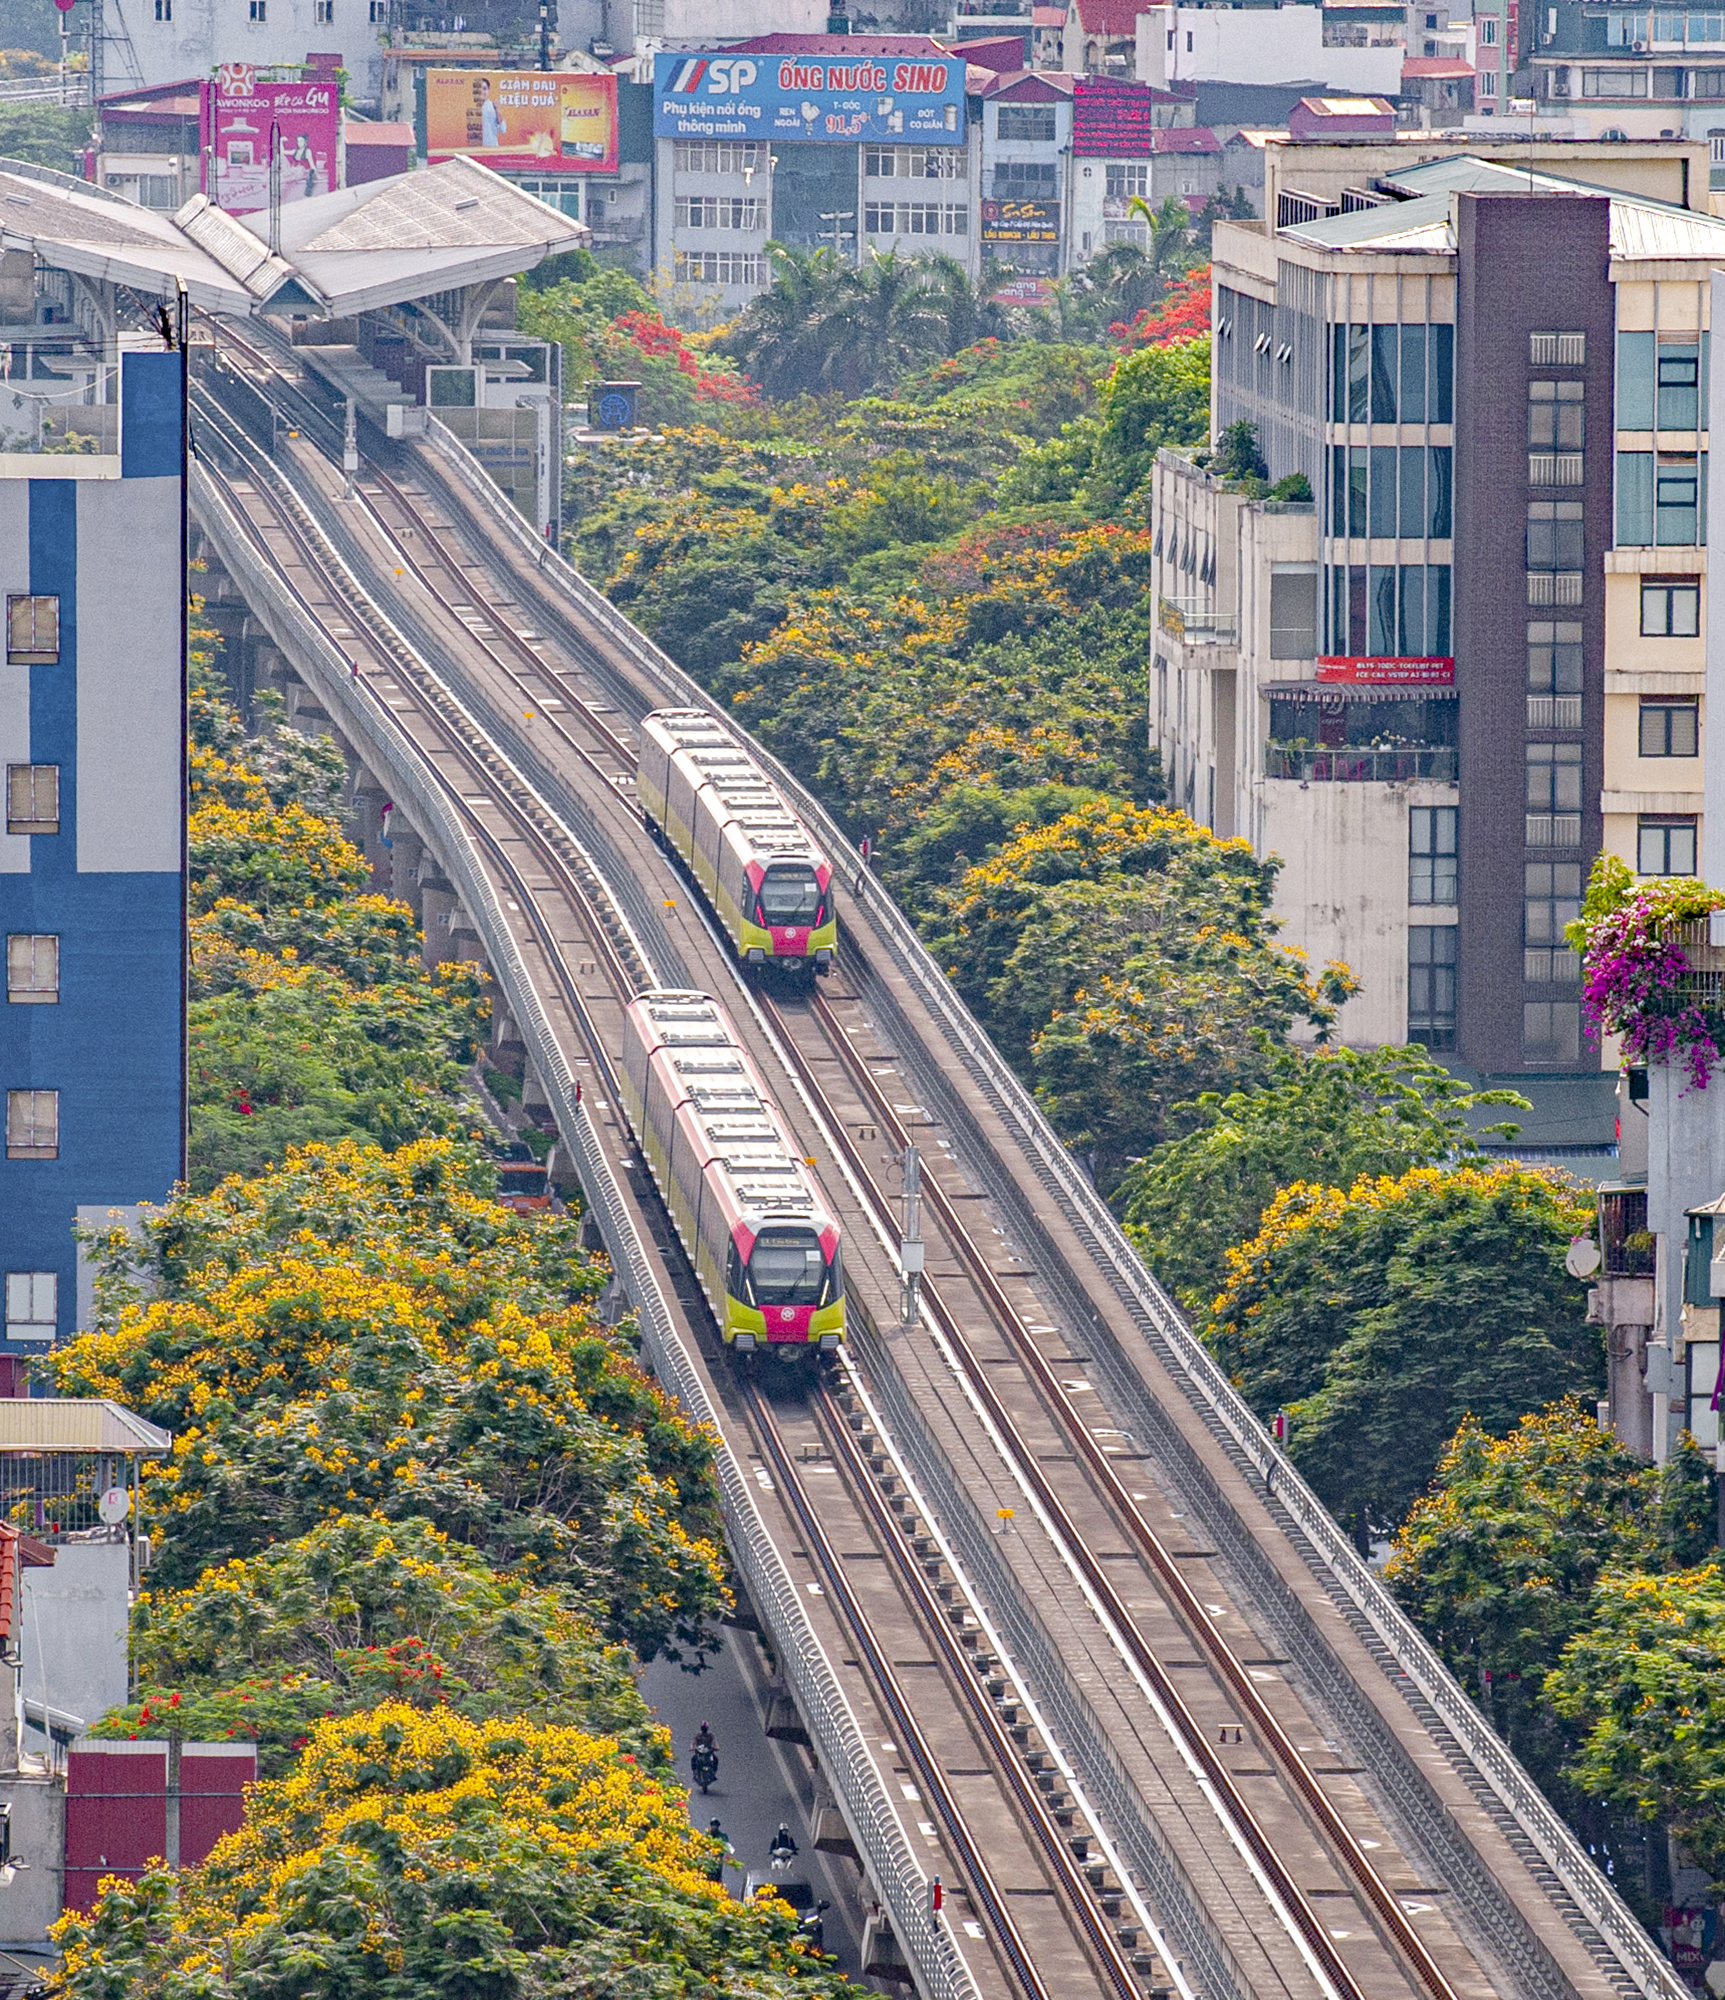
left=636, top=709, right=837, bottom=975
left=619, top=988, right=845, bottom=1355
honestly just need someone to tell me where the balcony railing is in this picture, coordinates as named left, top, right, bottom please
left=1265, top=744, right=1459, bottom=782
left=1526, top=812, right=1582, bottom=846
left=1527, top=695, right=1583, bottom=728
left=1525, top=947, right=1582, bottom=982
left=1159, top=597, right=1237, bottom=644
left=1529, top=570, right=1584, bottom=605
left=1529, top=452, right=1584, bottom=485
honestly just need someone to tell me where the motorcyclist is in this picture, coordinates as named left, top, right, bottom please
left=691, top=1734, right=719, bottom=1793
left=704, top=1817, right=733, bottom=1883
left=769, top=1821, right=799, bottom=1873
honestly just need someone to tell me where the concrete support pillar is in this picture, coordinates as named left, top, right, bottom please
left=389, top=822, right=425, bottom=920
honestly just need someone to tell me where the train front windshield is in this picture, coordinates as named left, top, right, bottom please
left=746, top=1227, right=840, bottom=1306
left=755, top=866, right=827, bottom=929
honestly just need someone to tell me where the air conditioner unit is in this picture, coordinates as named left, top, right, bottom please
left=1633, top=38, right=1649, bottom=50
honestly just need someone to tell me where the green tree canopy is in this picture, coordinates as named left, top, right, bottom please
left=1545, top=1562, right=1725, bottom=1882
left=1206, top=1166, right=1600, bottom=1540
left=1117, top=1046, right=1526, bottom=1309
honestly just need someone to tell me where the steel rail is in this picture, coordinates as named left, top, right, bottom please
left=188, top=375, right=1108, bottom=2000
left=802, top=988, right=1466, bottom=2000
left=746, top=1380, right=1068, bottom=2000
left=759, top=989, right=1423, bottom=2000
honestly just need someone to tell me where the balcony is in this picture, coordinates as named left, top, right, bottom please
left=1528, top=570, right=1584, bottom=605
left=1158, top=597, right=1237, bottom=644
left=1528, top=695, right=1583, bottom=728
left=1529, top=452, right=1584, bottom=485
left=1265, top=744, right=1459, bottom=782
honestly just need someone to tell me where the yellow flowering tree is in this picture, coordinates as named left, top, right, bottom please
left=1206, top=1165, right=1599, bottom=1541
left=53, top=1706, right=856, bottom=1999
left=56, top=1140, right=728, bottom=1662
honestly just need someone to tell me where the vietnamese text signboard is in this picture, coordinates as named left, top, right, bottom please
left=201, top=70, right=338, bottom=216
left=425, top=69, right=619, bottom=173
left=1072, top=77, right=1161, bottom=157
left=653, top=51, right=966, bottom=144
left=981, top=196, right=1059, bottom=242
left=1316, top=656, right=1456, bottom=685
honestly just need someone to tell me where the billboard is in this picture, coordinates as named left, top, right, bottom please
left=1072, top=76, right=1160, bottom=157
left=980, top=197, right=1058, bottom=243
left=201, top=70, right=338, bottom=217
left=653, top=51, right=966, bottom=145
left=424, top=69, right=619, bottom=173
left=1316, top=656, right=1455, bottom=685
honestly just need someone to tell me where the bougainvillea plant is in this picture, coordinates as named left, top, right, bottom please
left=1573, top=855, right=1725, bottom=1087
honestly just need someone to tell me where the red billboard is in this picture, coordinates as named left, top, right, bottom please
left=1072, top=77, right=1160, bottom=158
left=1316, top=656, right=1456, bottom=685
left=201, top=69, right=339, bottom=217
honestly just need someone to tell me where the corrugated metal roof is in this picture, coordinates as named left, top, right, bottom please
left=1279, top=190, right=1455, bottom=250
left=0, top=1399, right=171, bottom=1454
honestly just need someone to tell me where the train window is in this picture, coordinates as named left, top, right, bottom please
left=755, top=867, right=824, bottom=928
left=747, top=1227, right=829, bottom=1306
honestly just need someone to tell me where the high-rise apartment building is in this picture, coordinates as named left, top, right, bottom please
left=1156, top=154, right=1725, bottom=1079
left=0, top=344, right=186, bottom=1351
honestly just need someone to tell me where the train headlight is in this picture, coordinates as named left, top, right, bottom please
left=819, top=1334, right=841, bottom=1351
left=734, top=1334, right=758, bottom=1354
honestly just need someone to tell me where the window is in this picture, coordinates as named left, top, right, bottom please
left=1481, top=14, right=1498, bottom=39
left=5, top=1088, right=57, bottom=1159
left=674, top=196, right=766, bottom=230
left=154, top=0, right=171, bottom=18
left=6, top=934, right=57, bottom=1003
left=1479, top=68, right=1499, bottom=94
left=864, top=201, right=967, bottom=237
left=1527, top=741, right=1583, bottom=810
left=1526, top=860, right=1583, bottom=946
left=1642, top=578, right=1701, bottom=634
left=6, top=594, right=57, bottom=665
left=1106, top=161, right=1149, bottom=199
left=1339, top=320, right=1453, bottom=426
left=1583, top=64, right=1650, bottom=90
left=1657, top=455, right=1702, bottom=543
left=248, top=0, right=265, bottom=17
left=1524, top=1001, right=1581, bottom=1061
left=5, top=764, right=57, bottom=836
left=314, top=0, right=332, bottom=19
left=1640, top=698, right=1699, bottom=755
left=1528, top=621, right=1584, bottom=692
left=996, top=104, right=1057, bottom=140
left=1658, top=342, right=1701, bottom=428
left=4, top=1272, right=54, bottom=1342
left=863, top=146, right=963, bottom=179
left=992, top=159, right=1057, bottom=193
left=1531, top=331, right=1586, bottom=364
left=672, top=251, right=766, bottom=287
left=370, top=0, right=386, bottom=17
left=1529, top=380, right=1585, bottom=449
left=1694, top=63, right=1725, bottom=88
left=1528, top=499, right=1585, bottom=569
left=1639, top=814, right=1698, bottom=873
left=1269, top=569, right=1317, bottom=659
left=1410, top=806, right=1458, bottom=904
left=675, top=141, right=763, bottom=175
left=1408, top=927, right=1457, bottom=1049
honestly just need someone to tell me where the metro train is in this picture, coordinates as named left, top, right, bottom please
left=619, top=989, right=846, bottom=1355
left=636, top=709, right=837, bottom=976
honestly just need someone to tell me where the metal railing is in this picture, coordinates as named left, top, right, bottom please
left=1157, top=596, right=1237, bottom=644
left=414, top=414, right=1690, bottom=2000
left=1265, top=744, right=1457, bottom=782
left=1527, top=694, right=1582, bottom=729
left=0, top=74, right=89, bottom=106
left=189, top=438, right=977, bottom=2000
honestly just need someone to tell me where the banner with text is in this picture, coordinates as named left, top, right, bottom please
left=1316, top=656, right=1456, bottom=685
left=653, top=50, right=966, bottom=144
left=981, top=197, right=1059, bottom=242
left=201, top=71, right=339, bottom=216
left=425, top=68, right=618, bottom=173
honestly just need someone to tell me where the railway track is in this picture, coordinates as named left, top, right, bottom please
left=188, top=351, right=1156, bottom=2000
left=186, top=314, right=1684, bottom=2000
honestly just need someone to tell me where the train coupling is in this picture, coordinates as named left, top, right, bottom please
left=815, top=950, right=833, bottom=975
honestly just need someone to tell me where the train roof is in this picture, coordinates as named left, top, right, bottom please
left=642, top=710, right=831, bottom=877
left=626, top=991, right=838, bottom=1238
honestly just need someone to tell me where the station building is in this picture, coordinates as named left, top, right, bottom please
left=1156, top=148, right=1725, bottom=1102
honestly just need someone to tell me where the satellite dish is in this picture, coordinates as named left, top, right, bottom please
left=1566, top=1236, right=1602, bottom=1279
left=97, top=1486, right=131, bottom=1526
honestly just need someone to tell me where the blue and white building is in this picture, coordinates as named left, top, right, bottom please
left=0, top=343, right=186, bottom=1354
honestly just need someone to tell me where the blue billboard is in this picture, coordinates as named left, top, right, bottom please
left=653, top=51, right=967, bottom=145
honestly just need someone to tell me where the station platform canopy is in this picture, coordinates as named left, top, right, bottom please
left=0, top=154, right=587, bottom=322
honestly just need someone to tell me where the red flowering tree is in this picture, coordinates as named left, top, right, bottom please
left=1112, top=268, right=1213, bottom=352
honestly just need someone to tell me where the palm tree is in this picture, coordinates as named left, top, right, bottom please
left=1125, top=193, right=1197, bottom=289
left=716, top=244, right=855, bottom=399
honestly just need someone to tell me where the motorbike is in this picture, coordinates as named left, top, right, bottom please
left=691, top=1743, right=719, bottom=1793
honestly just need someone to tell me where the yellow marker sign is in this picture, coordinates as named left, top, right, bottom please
left=663, top=899, right=676, bottom=910
left=524, top=710, right=536, bottom=720
left=996, top=1507, right=1015, bottom=1524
